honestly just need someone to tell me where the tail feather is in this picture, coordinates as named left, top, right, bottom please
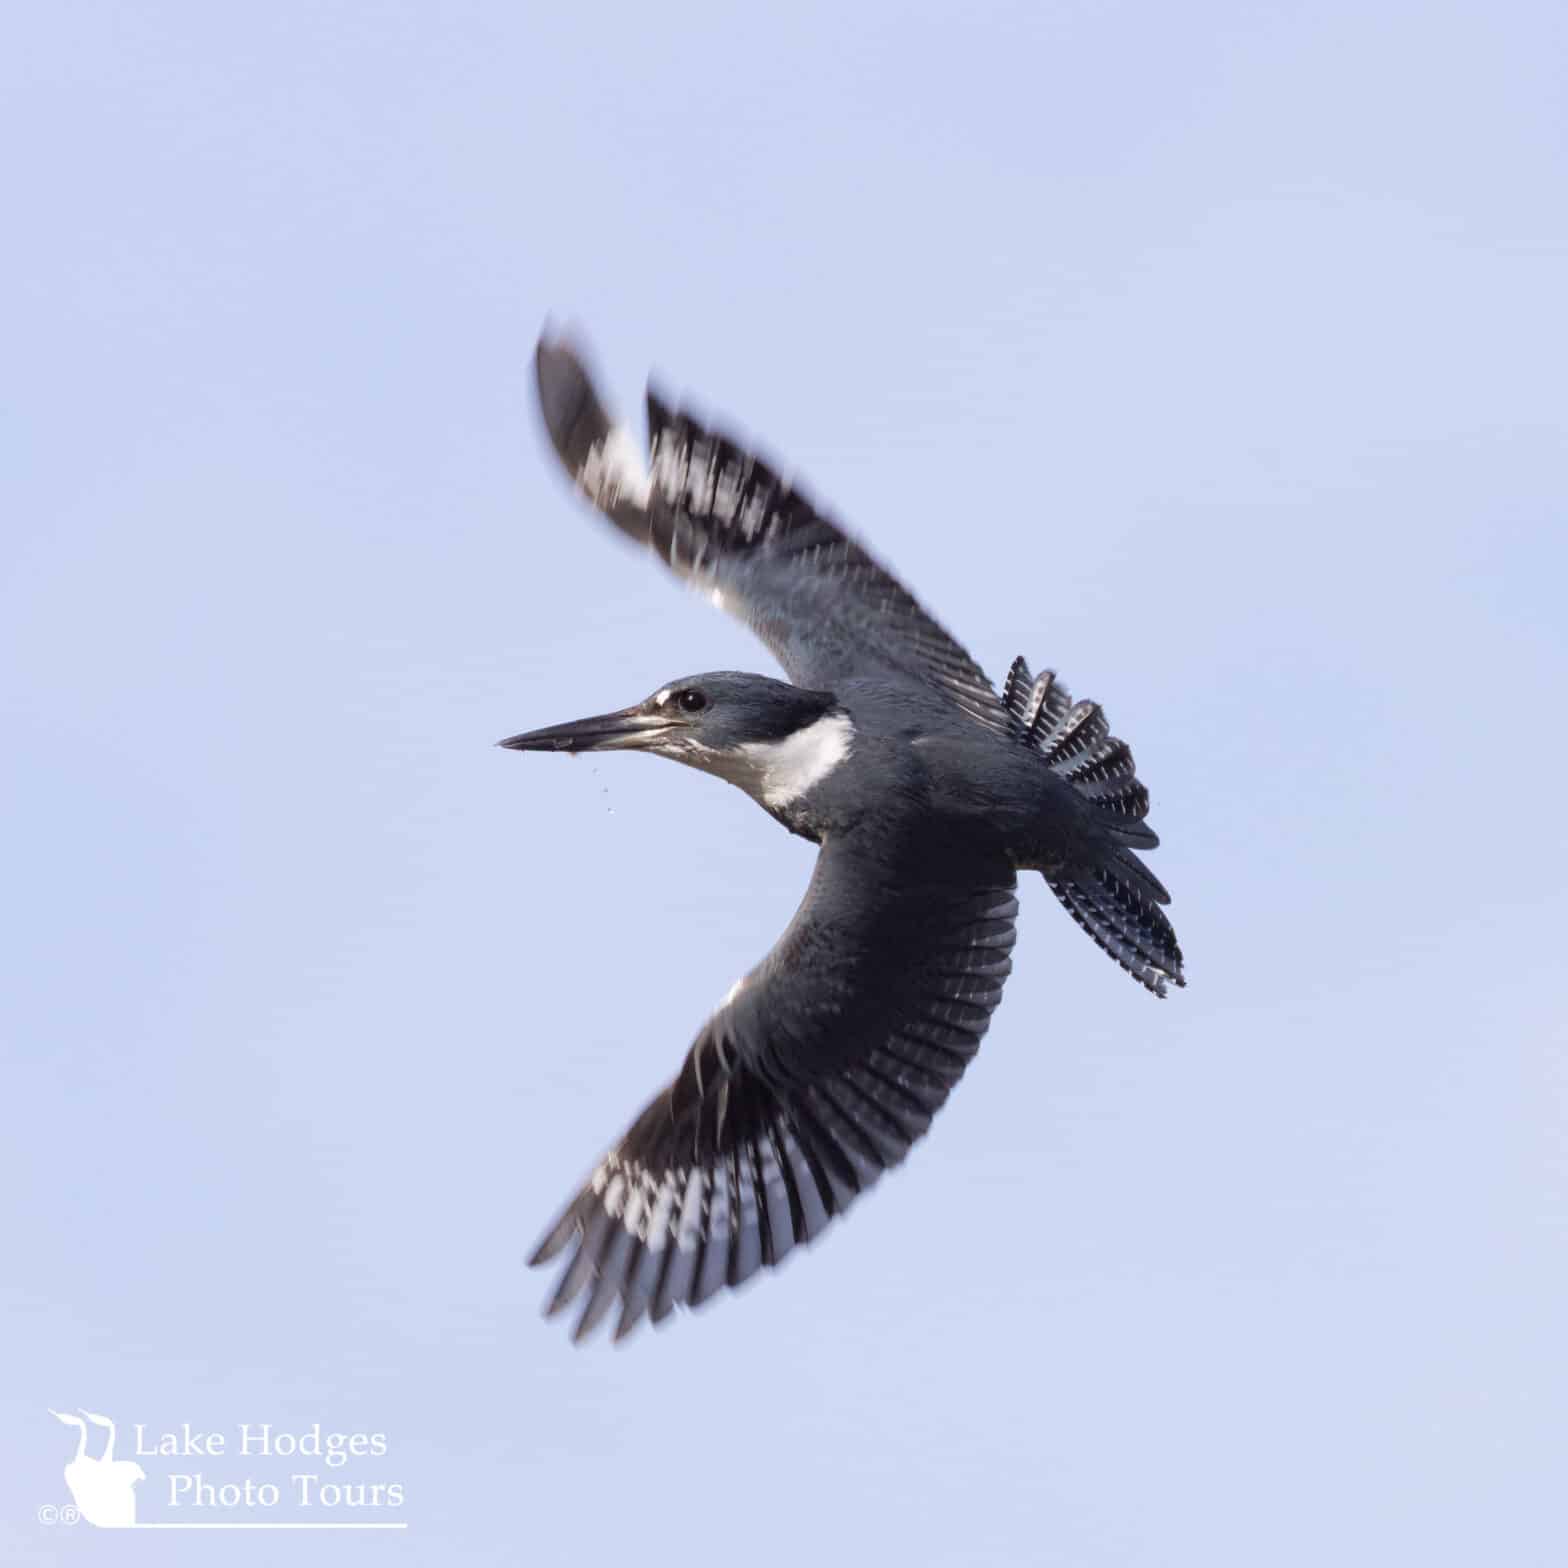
left=1063, top=740, right=1152, bottom=826
left=1048, top=860, right=1185, bottom=997
left=1036, top=699, right=1110, bottom=767
left=1001, top=656, right=1034, bottom=727
left=1107, top=846, right=1170, bottom=907
left=1005, top=651, right=1182, bottom=992
left=1005, top=652, right=1159, bottom=849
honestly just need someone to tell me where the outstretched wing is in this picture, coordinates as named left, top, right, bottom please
left=530, top=828, right=1019, bottom=1341
left=535, top=333, right=1012, bottom=735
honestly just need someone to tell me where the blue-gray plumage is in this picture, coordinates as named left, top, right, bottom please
left=503, top=331, right=1184, bottom=1342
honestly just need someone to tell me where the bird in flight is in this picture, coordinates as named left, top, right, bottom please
left=503, top=331, right=1184, bottom=1342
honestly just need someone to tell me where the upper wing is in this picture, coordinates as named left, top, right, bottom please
left=530, top=828, right=1019, bottom=1341
left=535, top=333, right=1013, bottom=735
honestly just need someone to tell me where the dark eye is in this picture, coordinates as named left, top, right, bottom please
left=677, top=689, right=707, bottom=713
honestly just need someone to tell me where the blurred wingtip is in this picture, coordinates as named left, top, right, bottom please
left=535, top=329, right=602, bottom=449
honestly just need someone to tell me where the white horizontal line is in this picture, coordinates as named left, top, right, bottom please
left=127, top=1522, right=409, bottom=1529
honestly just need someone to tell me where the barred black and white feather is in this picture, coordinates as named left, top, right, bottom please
left=1000, top=655, right=1181, bottom=992
left=1048, top=859, right=1184, bottom=996
left=536, top=335, right=1014, bottom=737
left=1001, top=653, right=1153, bottom=840
left=529, top=832, right=1019, bottom=1341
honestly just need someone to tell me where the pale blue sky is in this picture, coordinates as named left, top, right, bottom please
left=4, top=2, right=1566, bottom=1564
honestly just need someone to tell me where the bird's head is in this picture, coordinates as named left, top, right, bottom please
left=499, top=671, right=853, bottom=810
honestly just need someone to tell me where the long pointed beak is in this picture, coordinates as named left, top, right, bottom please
left=497, top=706, right=680, bottom=754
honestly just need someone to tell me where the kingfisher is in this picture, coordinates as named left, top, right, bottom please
left=502, top=332, right=1184, bottom=1342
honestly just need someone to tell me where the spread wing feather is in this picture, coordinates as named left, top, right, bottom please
left=529, top=829, right=1019, bottom=1341
left=535, top=334, right=1012, bottom=735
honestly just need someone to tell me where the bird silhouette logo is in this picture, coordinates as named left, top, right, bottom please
left=48, top=1409, right=146, bottom=1527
